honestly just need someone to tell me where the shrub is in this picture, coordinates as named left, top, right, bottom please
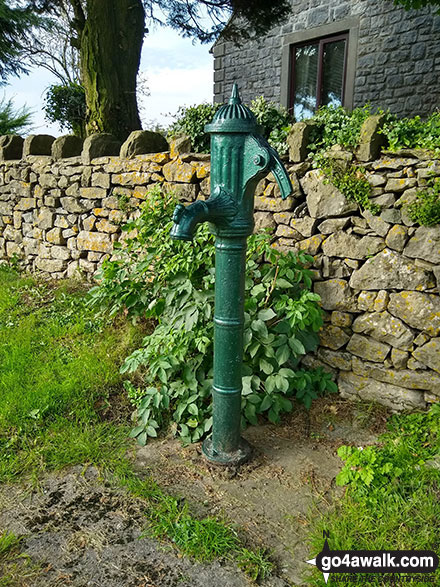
left=381, top=111, right=440, bottom=153
left=250, top=96, right=294, bottom=156
left=168, top=102, right=221, bottom=153
left=168, top=97, right=294, bottom=155
left=44, top=83, right=86, bottom=138
left=89, top=186, right=336, bottom=445
left=0, top=96, right=32, bottom=135
left=308, top=104, right=374, bottom=155
left=408, top=176, right=440, bottom=226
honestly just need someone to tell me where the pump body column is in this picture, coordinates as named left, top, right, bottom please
left=202, top=236, right=248, bottom=462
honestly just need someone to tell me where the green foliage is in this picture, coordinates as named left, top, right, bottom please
left=318, top=157, right=380, bottom=214
left=90, top=186, right=336, bottom=447
left=168, top=96, right=293, bottom=155
left=337, top=404, right=440, bottom=497
left=408, top=177, right=440, bottom=225
left=394, top=0, right=440, bottom=10
left=306, top=405, right=440, bottom=585
left=43, top=83, right=86, bottom=137
left=250, top=96, right=294, bottom=156
left=0, top=96, right=32, bottom=135
left=308, top=104, right=373, bottom=154
left=168, top=102, right=221, bottom=153
left=381, top=111, right=440, bottom=153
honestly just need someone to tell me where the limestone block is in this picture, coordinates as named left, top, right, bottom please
left=60, top=197, right=87, bottom=214
left=322, top=232, right=385, bottom=260
left=301, top=170, right=357, bottom=218
left=338, top=371, right=425, bottom=411
left=51, top=245, right=70, bottom=260
left=95, top=219, right=118, bottom=234
left=404, top=226, right=440, bottom=265
left=349, top=248, right=435, bottom=291
left=385, top=224, right=408, bottom=252
left=91, top=172, right=111, bottom=189
left=112, top=172, right=151, bottom=186
left=290, top=217, right=318, bottom=237
left=254, top=196, right=296, bottom=212
left=347, top=333, right=391, bottom=362
left=287, top=121, right=316, bottom=162
left=23, top=134, right=55, bottom=157
left=169, top=136, right=191, bottom=159
left=413, top=338, right=440, bottom=374
left=165, top=183, right=198, bottom=202
left=374, top=290, right=389, bottom=312
left=356, top=114, right=387, bottom=162
left=15, top=198, right=36, bottom=211
left=319, top=325, right=350, bottom=350
left=314, top=279, right=357, bottom=311
left=6, top=241, right=23, bottom=257
left=297, top=234, right=326, bottom=255
left=163, top=159, right=196, bottom=183
left=352, top=356, right=440, bottom=393
left=388, top=291, right=440, bottom=336
left=51, top=135, right=83, bottom=160
left=37, top=208, right=54, bottom=230
left=391, top=348, right=409, bottom=369
left=275, top=224, right=301, bottom=239
left=54, top=215, right=70, bottom=229
left=46, top=227, right=66, bottom=245
left=317, top=348, right=352, bottom=370
left=352, top=311, right=414, bottom=350
left=77, top=230, right=112, bottom=253
left=120, top=130, right=168, bottom=158
left=82, top=134, right=121, bottom=164
left=361, top=209, right=389, bottom=237
left=67, top=260, right=80, bottom=278
left=0, top=135, right=24, bottom=160
left=254, top=212, right=276, bottom=232
left=331, top=311, right=353, bottom=328
left=384, top=177, right=417, bottom=192
left=35, top=257, right=65, bottom=272
left=80, top=187, right=107, bottom=200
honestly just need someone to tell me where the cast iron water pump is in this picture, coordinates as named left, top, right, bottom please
left=170, top=84, right=293, bottom=465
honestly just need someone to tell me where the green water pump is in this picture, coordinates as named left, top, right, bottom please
left=170, top=84, right=293, bottom=465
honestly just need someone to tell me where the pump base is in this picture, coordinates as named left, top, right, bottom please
left=202, top=437, right=252, bottom=466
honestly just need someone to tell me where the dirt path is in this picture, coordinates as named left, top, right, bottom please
left=0, top=398, right=388, bottom=586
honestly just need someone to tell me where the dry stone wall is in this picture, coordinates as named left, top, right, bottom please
left=0, top=134, right=439, bottom=412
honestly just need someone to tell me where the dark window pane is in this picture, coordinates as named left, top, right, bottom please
left=294, top=43, right=318, bottom=120
left=321, top=39, right=346, bottom=108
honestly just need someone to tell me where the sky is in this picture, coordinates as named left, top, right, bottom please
left=3, top=24, right=213, bottom=136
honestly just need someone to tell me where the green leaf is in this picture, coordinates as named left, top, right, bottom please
left=137, top=432, right=147, bottom=446
left=275, top=344, right=291, bottom=366
left=129, top=425, right=145, bottom=438
left=188, top=403, right=199, bottom=416
left=146, top=425, right=158, bottom=437
left=259, top=395, right=273, bottom=412
left=258, top=308, right=276, bottom=321
left=259, top=358, right=273, bottom=375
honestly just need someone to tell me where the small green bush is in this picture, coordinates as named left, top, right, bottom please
left=168, top=96, right=293, bottom=155
left=89, top=186, right=336, bottom=445
left=43, top=83, right=86, bottom=138
left=408, top=177, right=440, bottom=226
left=381, top=111, right=440, bottom=153
left=308, top=104, right=374, bottom=154
left=250, top=96, right=294, bottom=156
left=168, top=102, right=221, bottom=153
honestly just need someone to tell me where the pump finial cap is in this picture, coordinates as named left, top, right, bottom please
left=229, top=83, right=241, bottom=105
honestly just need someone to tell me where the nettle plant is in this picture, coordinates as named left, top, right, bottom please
left=89, top=186, right=336, bottom=445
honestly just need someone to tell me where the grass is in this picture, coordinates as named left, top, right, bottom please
left=305, top=407, right=440, bottom=586
left=0, top=264, right=273, bottom=582
left=0, top=530, right=41, bottom=586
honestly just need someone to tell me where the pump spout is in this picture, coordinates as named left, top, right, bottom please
left=268, top=147, right=293, bottom=200
left=170, top=187, right=238, bottom=241
left=170, top=201, right=209, bottom=241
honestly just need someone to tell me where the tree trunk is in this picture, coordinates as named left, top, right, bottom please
left=80, top=0, right=145, bottom=141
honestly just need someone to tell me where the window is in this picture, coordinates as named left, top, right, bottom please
left=289, top=33, right=348, bottom=120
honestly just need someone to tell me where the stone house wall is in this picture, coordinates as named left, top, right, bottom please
left=0, top=136, right=439, bottom=412
left=212, top=0, right=440, bottom=118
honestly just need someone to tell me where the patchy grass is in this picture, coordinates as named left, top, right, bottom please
left=0, top=529, right=41, bottom=586
left=0, top=265, right=274, bottom=582
left=305, top=407, right=440, bottom=586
